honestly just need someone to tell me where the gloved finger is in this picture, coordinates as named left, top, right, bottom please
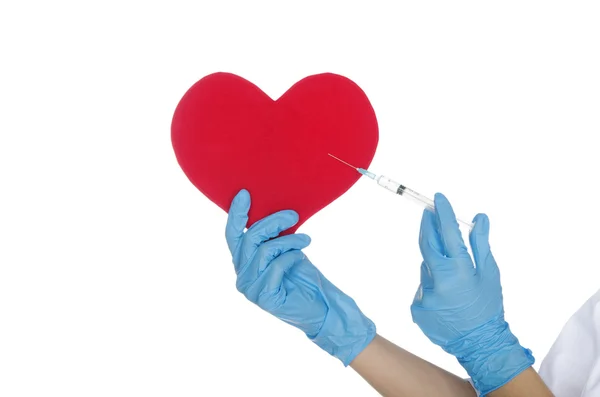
left=420, top=261, right=434, bottom=290
left=412, top=284, right=424, bottom=306
left=236, top=210, right=300, bottom=270
left=420, top=210, right=463, bottom=278
left=419, top=209, right=446, bottom=265
left=225, top=189, right=251, bottom=255
left=255, top=234, right=311, bottom=275
left=469, top=213, right=499, bottom=278
left=245, top=250, right=307, bottom=303
left=237, top=234, right=311, bottom=288
left=434, top=193, right=470, bottom=259
left=244, top=210, right=298, bottom=247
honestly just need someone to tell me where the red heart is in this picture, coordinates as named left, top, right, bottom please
left=171, top=72, right=379, bottom=234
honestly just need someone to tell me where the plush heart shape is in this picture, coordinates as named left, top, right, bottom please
left=171, top=72, right=379, bottom=234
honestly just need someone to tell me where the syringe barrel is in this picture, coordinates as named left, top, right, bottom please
left=376, top=175, right=402, bottom=194
left=404, top=186, right=474, bottom=229
left=376, top=175, right=474, bottom=230
left=376, top=175, right=434, bottom=211
left=401, top=186, right=435, bottom=212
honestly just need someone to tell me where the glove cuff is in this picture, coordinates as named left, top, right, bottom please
left=445, top=320, right=534, bottom=396
left=309, top=293, right=376, bottom=366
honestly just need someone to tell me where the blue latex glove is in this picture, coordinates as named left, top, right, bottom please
left=225, top=189, right=376, bottom=366
left=411, top=193, right=534, bottom=396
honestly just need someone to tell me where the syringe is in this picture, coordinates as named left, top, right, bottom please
left=328, top=153, right=474, bottom=230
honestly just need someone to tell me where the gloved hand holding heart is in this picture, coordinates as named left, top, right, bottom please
left=171, top=72, right=379, bottom=234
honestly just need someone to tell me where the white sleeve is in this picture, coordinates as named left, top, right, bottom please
left=538, top=288, right=600, bottom=397
left=467, top=379, right=480, bottom=396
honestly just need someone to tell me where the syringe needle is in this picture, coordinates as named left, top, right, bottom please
left=328, top=153, right=377, bottom=179
left=327, top=153, right=359, bottom=170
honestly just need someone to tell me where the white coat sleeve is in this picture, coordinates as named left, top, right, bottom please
left=538, top=288, right=600, bottom=397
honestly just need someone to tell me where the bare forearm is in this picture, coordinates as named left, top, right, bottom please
left=488, top=367, right=553, bottom=397
left=350, top=334, right=476, bottom=397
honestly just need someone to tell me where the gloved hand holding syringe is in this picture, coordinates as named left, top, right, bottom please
left=328, top=153, right=474, bottom=230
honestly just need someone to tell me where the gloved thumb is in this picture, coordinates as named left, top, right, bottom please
left=469, top=213, right=499, bottom=278
left=226, top=189, right=251, bottom=255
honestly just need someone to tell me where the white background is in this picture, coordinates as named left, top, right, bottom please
left=1, top=1, right=599, bottom=396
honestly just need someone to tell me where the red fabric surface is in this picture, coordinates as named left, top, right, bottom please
left=171, top=72, right=379, bottom=234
